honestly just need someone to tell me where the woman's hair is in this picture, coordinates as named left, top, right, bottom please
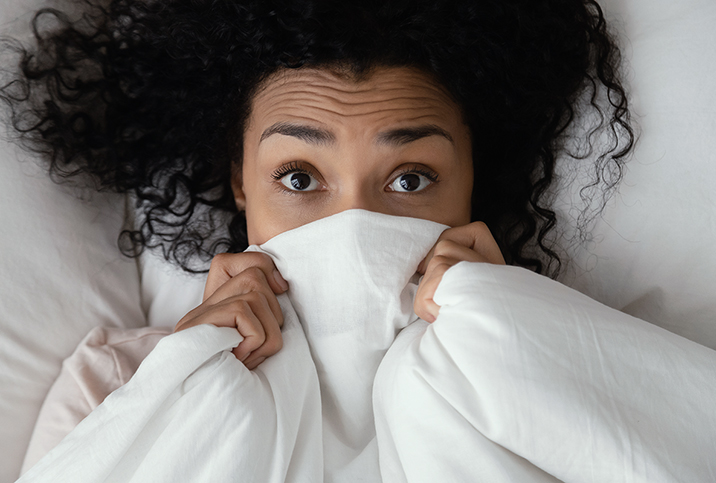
left=0, top=0, right=634, bottom=275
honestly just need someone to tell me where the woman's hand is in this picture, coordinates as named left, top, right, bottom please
left=174, top=252, right=289, bottom=370
left=414, top=222, right=505, bottom=323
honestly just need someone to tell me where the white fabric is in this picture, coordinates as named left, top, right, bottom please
left=18, top=210, right=446, bottom=482
left=18, top=210, right=716, bottom=482
left=248, top=211, right=447, bottom=481
left=20, top=326, right=172, bottom=474
left=19, top=323, right=323, bottom=482
left=375, top=262, right=716, bottom=482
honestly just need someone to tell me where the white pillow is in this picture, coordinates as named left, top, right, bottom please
left=0, top=141, right=147, bottom=482
left=0, top=127, right=146, bottom=483
left=0, top=5, right=203, bottom=481
left=136, top=249, right=205, bottom=329
left=0, top=135, right=152, bottom=483
left=555, top=0, right=716, bottom=349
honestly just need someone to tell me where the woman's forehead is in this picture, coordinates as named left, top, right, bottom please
left=246, top=66, right=466, bottom=135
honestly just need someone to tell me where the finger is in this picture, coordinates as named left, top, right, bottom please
left=174, top=304, right=207, bottom=332
left=430, top=239, right=491, bottom=265
left=225, top=297, right=267, bottom=362
left=173, top=298, right=266, bottom=361
left=240, top=292, right=284, bottom=365
left=414, top=255, right=458, bottom=322
left=204, top=252, right=288, bottom=302
left=204, top=266, right=284, bottom=326
left=226, top=291, right=282, bottom=362
left=445, top=222, right=505, bottom=263
left=418, top=222, right=504, bottom=274
left=244, top=356, right=267, bottom=371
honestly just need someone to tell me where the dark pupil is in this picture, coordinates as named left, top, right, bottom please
left=399, top=174, right=420, bottom=191
left=290, top=173, right=311, bottom=190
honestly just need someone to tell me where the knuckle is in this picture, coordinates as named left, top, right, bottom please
left=211, top=252, right=228, bottom=264
left=263, top=336, right=284, bottom=354
left=239, top=267, right=268, bottom=291
left=434, top=229, right=451, bottom=244
left=432, top=239, right=454, bottom=256
left=413, top=301, right=429, bottom=321
left=207, top=253, right=236, bottom=282
left=471, top=220, right=489, bottom=231
left=245, top=251, right=275, bottom=269
left=209, top=252, right=231, bottom=269
left=469, top=221, right=491, bottom=237
left=243, top=329, right=266, bottom=348
left=427, top=254, right=452, bottom=271
left=245, top=290, right=268, bottom=305
left=255, top=331, right=267, bottom=346
left=244, top=266, right=266, bottom=282
left=208, top=252, right=274, bottom=280
left=228, top=298, right=251, bottom=315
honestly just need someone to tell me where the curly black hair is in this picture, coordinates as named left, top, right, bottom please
left=0, top=0, right=634, bottom=275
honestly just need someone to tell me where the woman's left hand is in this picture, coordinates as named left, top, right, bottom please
left=414, top=221, right=505, bottom=322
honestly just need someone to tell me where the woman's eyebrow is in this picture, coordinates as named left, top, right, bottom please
left=376, top=125, right=454, bottom=146
left=259, top=122, right=454, bottom=147
left=260, top=122, right=335, bottom=146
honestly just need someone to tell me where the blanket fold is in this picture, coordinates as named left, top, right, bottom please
left=374, top=262, right=716, bottom=483
left=19, top=210, right=716, bottom=483
left=20, top=303, right=324, bottom=482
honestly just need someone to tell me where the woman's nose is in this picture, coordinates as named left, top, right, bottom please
left=332, top=186, right=384, bottom=215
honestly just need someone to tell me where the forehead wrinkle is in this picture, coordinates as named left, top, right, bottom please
left=303, top=95, right=452, bottom=113
left=264, top=73, right=448, bottom=93
left=261, top=95, right=456, bottom=120
left=256, top=67, right=458, bottom=104
left=255, top=77, right=457, bottom=114
left=292, top=83, right=452, bottom=102
left=264, top=105, right=450, bottom=125
left=248, top=67, right=470, bottom=148
left=258, top=85, right=453, bottom=109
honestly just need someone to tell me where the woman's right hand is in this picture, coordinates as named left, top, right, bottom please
left=174, top=252, right=289, bottom=370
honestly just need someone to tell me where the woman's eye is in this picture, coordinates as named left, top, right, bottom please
left=280, top=172, right=321, bottom=191
left=389, top=173, right=432, bottom=192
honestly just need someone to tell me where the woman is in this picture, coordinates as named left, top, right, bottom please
left=0, top=0, right=634, bottom=368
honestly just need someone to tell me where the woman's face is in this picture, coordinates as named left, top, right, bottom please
left=233, top=66, right=474, bottom=245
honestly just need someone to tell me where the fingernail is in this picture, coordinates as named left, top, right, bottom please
left=273, top=270, right=289, bottom=292
left=417, top=259, right=425, bottom=273
left=425, top=312, right=436, bottom=323
left=240, top=351, right=250, bottom=362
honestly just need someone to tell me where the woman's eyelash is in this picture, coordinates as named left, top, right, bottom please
left=396, top=166, right=440, bottom=183
left=271, top=162, right=440, bottom=183
left=270, top=161, right=312, bottom=180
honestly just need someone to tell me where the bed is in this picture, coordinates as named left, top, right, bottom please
left=1, top=0, right=715, bottom=481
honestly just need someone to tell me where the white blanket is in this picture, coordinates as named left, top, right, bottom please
left=18, top=210, right=716, bottom=482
